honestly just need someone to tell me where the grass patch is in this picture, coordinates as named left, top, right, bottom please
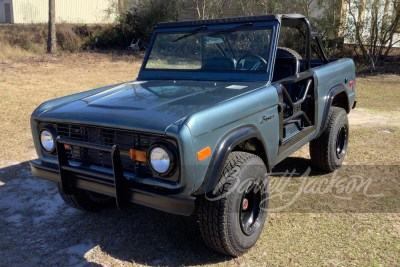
left=355, top=75, right=400, bottom=112
left=347, top=125, right=400, bottom=165
left=250, top=213, right=399, bottom=266
left=0, top=43, right=41, bottom=61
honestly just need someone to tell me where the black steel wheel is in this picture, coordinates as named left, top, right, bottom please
left=198, top=152, right=269, bottom=256
left=239, top=179, right=265, bottom=236
left=310, top=107, right=349, bottom=172
left=336, top=124, right=348, bottom=159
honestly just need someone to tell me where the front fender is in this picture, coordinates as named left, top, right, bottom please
left=193, top=125, right=270, bottom=195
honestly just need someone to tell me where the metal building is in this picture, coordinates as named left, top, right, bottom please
left=0, top=0, right=116, bottom=24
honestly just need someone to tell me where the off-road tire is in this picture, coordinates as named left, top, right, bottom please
left=57, top=183, right=114, bottom=212
left=310, top=107, right=349, bottom=172
left=276, top=47, right=302, bottom=59
left=198, top=152, right=268, bottom=256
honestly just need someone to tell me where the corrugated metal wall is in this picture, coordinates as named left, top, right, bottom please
left=10, top=0, right=116, bottom=24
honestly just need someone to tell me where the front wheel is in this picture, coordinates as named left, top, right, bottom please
left=198, top=152, right=269, bottom=256
left=310, top=107, right=349, bottom=172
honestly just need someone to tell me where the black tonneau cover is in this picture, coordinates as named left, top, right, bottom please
left=155, top=14, right=306, bottom=29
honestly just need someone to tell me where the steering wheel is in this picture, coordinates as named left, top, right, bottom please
left=236, top=54, right=267, bottom=71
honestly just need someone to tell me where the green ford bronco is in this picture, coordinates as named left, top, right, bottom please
left=30, top=14, right=356, bottom=256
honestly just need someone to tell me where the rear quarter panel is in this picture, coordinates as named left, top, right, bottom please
left=313, top=58, right=356, bottom=133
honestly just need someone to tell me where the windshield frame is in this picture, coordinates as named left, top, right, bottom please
left=139, top=21, right=279, bottom=82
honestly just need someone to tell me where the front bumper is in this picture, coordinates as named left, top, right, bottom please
left=30, top=138, right=195, bottom=216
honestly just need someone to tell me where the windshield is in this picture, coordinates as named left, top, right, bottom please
left=144, top=27, right=273, bottom=73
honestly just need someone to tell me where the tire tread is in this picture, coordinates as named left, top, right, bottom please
left=310, top=107, right=347, bottom=172
left=198, top=152, right=260, bottom=256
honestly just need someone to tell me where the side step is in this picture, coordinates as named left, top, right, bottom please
left=283, top=119, right=302, bottom=140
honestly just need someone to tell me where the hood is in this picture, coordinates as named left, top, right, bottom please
left=38, top=80, right=267, bottom=133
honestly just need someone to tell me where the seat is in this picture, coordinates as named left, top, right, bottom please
left=202, top=56, right=235, bottom=71
left=272, top=57, right=300, bottom=101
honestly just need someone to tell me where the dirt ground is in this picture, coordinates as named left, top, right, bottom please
left=0, top=54, right=399, bottom=266
left=349, top=108, right=400, bottom=126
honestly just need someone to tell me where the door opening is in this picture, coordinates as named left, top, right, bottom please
left=5, top=4, right=12, bottom=24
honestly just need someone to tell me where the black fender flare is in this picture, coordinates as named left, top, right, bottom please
left=193, top=125, right=270, bottom=196
left=317, top=84, right=349, bottom=137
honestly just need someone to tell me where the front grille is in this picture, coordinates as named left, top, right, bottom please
left=56, top=123, right=162, bottom=177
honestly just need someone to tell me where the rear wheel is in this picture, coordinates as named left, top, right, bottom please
left=198, top=152, right=269, bottom=256
left=57, top=183, right=114, bottom=212
left=310, top=107, right=349, bottom=172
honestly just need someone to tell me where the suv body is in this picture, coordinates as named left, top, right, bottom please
left=30, top=14, right=356, bottom=256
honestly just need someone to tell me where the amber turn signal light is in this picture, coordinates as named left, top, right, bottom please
left=64, top=144, right=71, bottom=150
left=197, top=147, right=211, bottom=161
left=130, top=149, right=147, bottom=162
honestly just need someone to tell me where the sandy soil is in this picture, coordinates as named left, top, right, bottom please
left=349, top=108, right=400, bottom=126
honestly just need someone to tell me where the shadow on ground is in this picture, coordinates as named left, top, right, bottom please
left=0, top=157, right=336, bottom=265
left=270, top=156, right=326, bottom=177
left=0, top=161, right=232, bottom=266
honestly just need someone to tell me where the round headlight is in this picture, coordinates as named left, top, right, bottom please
left=149, top=147, right=171, bottom=174
left=40, top=130, right=55, bottom=152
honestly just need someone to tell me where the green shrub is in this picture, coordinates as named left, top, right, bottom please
left=84, top=0, right=185, bottom=50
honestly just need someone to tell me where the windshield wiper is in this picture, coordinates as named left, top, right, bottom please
left=209, top=23, right=253, bottom=36
left=172, top=25, right=207, bottom=42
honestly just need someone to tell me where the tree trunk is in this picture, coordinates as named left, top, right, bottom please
left=118, top=0, right=124, bottom=15
left=333, top=4, right=337, bottom=57
left=47, top=0, right=57, bottom=54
